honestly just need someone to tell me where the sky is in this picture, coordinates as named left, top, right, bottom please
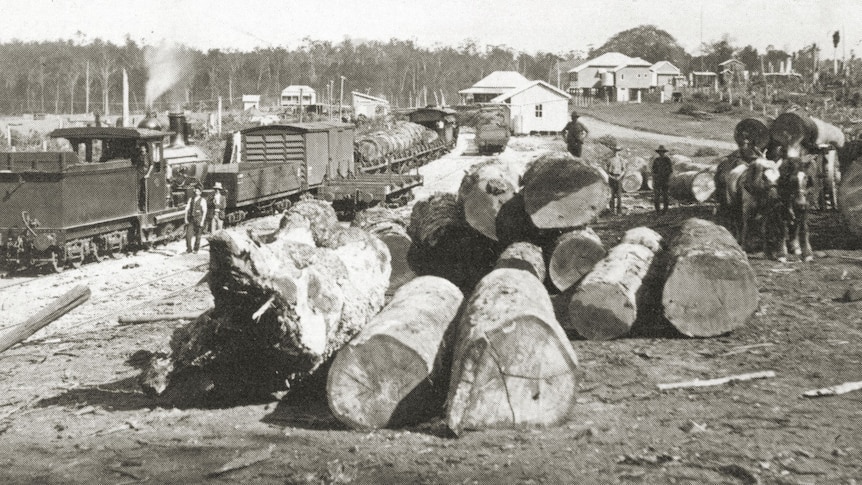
left=2, top=0, right=861, bottom=58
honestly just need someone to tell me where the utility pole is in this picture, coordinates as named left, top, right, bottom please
left=339, top=76, right=345, bottom=120
left=85, top=60, right=90, bottom=114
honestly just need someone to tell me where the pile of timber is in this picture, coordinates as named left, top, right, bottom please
left=355, top=121, right=438, bottom=168
left=140, top=199, right=392, bottom=401
left=668, top=154, right=717, bottom=203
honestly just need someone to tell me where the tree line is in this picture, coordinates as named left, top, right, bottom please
left=0, top=25, right=856, bottom=116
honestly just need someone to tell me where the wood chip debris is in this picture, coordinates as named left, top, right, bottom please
left=657, top=371, right=776, bottom=391
left=207, top=444, right=275, bottom=478
left=802, top=380, right=862, bottom=398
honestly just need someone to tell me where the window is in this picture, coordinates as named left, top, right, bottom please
left=620, top=73, right=625, bottom=80
left=535, top=104, right=543, bottom=118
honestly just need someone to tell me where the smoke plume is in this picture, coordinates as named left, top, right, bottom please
left=144, top=43, right=187, bottom=108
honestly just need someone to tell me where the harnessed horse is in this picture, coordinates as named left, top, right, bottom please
left=776, top=155, right=816, bottom=262
left=736, top=157, right=785, bottom=258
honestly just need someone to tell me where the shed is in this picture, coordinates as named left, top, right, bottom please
left=280, top=85, right=316, bottom=107
left=650, top=61, right=683, bottom=87
left=459, top=71, right=530, bottom=104
left=352, top=92, right=390, bottom=119
left=490, top=80, right=571, bottom=135
left=242, top=95, right=261, bottom=111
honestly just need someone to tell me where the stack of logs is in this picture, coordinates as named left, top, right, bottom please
left=139, top=151, right=760, bottom=433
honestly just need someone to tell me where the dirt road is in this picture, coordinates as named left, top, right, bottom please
left=581, top=115, right=738, bottom=151
left=0, top=131, right=860, bottom=483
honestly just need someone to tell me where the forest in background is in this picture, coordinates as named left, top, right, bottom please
left=0, top=25, right=857, bottom=115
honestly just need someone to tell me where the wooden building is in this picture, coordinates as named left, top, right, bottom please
left=490, top=80, right=571, bottom=135
left=351, top=92, right=390, bottom=119
left=280, top=85, right=316, bottom=108
left=459, top=71, right=530, bottom=104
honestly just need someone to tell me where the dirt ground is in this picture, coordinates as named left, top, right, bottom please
left=0, top=128, right=861, bottom=484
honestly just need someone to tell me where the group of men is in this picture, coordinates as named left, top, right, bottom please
left=562, top=111, right=674, bottom=214
left=131, top=142, right=227, bottom=254
left=183, top=182, right=227, bottom=253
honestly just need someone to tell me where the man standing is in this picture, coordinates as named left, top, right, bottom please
left=210, top=182, right=227, bottom=233
left=561, top=111, right=588, bottom=157
left=606, top=146, right=625, bottom=214
left=185, top=185, right=207, bottom=253
left=652, top=145, right=673, bottom=213
left=134, top=144, right=153, bottom=212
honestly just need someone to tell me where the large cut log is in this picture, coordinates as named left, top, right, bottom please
left=839, top=161, right=862, bottom=237
left=446, top=268, right=578, bottom=434
left=771, top=111, right=845, bottom=150
left=458, top=158, right=519, bottom=241
left=520, top=152, right=610, bottom=229
left=140, top=200, right=391, bottom=400
left=620, top=171, right=643, bottom=193
left=566, top=227, right=662, bottom=340
left=625, top=155, right=652, bottom=190
left=668, top=169, right=716, bottom=203
left=734, top=118, right=770, bottom=149
left=353, top=206, right=416, bottom=294
left=408, top=192, right=500, bottom=290
left=548, top=228, right=605, bottom=292
left=0, top=285, right=90, bottom=354
left=671, top=154, right=717, bottom=174
left=663, top=218, right=759, bottom=337
left=327, top=276, right=463, bottom=429
left=494, top=241, right=546, bottom=281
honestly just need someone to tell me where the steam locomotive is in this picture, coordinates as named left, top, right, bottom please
left=0, top=108, right=458, bottom=272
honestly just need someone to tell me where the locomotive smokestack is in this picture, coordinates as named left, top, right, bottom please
left=168, top=112, right=187, bottom=147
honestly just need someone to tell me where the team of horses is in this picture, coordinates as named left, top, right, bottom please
left=713, top=113, right=852, bottom=262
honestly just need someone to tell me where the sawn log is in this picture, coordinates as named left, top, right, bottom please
left=326, top=276, right=463, bottom=429
left=446, top=268, right=578, bottom=434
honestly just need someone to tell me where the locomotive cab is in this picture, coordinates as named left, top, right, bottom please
left=0, top=126, right=176, bottom=271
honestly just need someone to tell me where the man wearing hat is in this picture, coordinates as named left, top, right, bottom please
left=652, top=145, right=673, bottom=213
left=561, top=111, right=589, bottom=157
left=184, top=184, right=207, bottom=253
left=606, top=145, right=625, bottom=214
left=210, top=182, right=227, bottom=233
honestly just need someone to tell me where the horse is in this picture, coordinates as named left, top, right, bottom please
left=736, top=157, right=785, bottom=259
left=775, top=155, right=816, bottom=262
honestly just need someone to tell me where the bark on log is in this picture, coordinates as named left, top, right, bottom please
left=494, top=241, right=546, bottom=281
left=662, top=218, right=759, bottom=337
left=327, top=276, right=463, bottom=429
left=548, top=228, right=605, bottom=292
left=353, top=206, right=415, bottom=294
left=566, top=227, right=662, bottom=340
left=495, top=192, right=542, bottom=247
left=446, top=268, right=578, bottom=434
left=408, top=192, right=500, bottom=291
left=838, top=161, right=862, bottom=237
left=521, top=152, right=610, bottom=229
left=140, top=200, right=391, bottom=400
left=119, top=312, right=204, bottom=325
left=668, top=170, right=716, bottom=203
left=0, top=285, right=90, bottom=353
left=457, top=158, right=519, bottom=241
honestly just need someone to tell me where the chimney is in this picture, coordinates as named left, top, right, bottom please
left=168, top=112, right=186, bottom=147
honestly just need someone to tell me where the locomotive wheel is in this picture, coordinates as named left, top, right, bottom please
left=49, top=250, right=64, bottom=273
left=71, top=259, right=82, bottom=269
left=91, top=242, right=103, bottom=263
left=159, top=223, right=178, bottom=244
